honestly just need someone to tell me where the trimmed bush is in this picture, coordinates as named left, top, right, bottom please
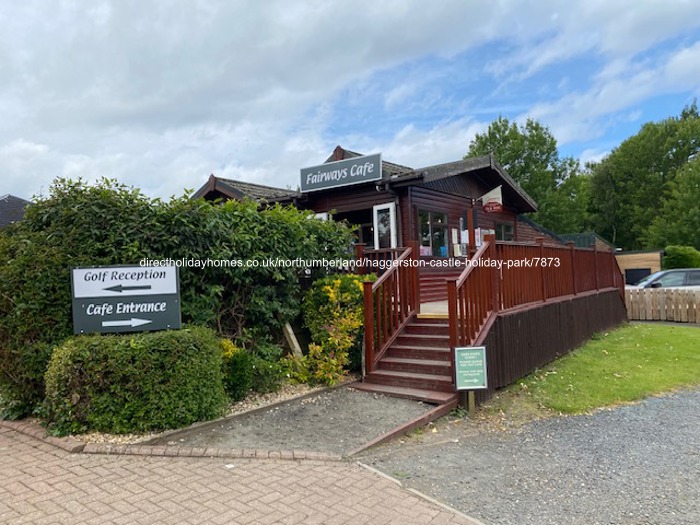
left=43, top=327, right=228, bottom=435
left=663, top=245, right=700, bottom=269
left=221, top=339, right=253, bottom=401
left=249, top=341, right=288, bottom=394
left=251, top=356, right=288, bottom=394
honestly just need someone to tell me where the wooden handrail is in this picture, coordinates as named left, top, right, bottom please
left=455, top=241, right=490, bottom=289
left=362, top=241, right=419, bottom=375
left=371, top=246, right=414, bottom=290
left=448, top=235, right=497, bottom=354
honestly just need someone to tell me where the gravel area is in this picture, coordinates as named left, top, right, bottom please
left=359, top=389, right=700, bottom=525
left=146, top=385, right=434, bottom=456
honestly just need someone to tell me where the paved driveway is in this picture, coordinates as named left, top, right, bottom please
left=361, top=389, right=700, bottom=525
left=0, top=427, right=478, bottom=525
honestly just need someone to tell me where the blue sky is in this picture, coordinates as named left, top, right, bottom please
left=1, top=1, right=699, bottom=199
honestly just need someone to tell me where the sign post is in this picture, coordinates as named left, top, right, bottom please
left=71, top=266, right=181, bottom=335
left=454, top=346, right=488, bottom=418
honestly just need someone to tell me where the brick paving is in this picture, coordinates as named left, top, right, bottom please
left=0, top=427, right=480, bottom=525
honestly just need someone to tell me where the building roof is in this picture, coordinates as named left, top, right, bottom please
left=559, top=232, right=615, bottom=250
left=0, top=194, right=31, bottom=228
left=413, top=154, right=538, bottom=212
left=192, top=145, right=539, bottom=213
left=193, top=175, right=297, bottom=201
left=517, top=215, right=566, bottom=244
left=324, top=146, right=415, bottom=179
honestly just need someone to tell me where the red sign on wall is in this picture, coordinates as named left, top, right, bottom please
left=483, top=201, right=503, bottom=213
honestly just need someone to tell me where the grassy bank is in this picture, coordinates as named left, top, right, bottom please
left=491, top=323, right=700, bottom=416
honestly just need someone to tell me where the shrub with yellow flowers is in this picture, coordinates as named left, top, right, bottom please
left=290, top=273, right=375, bottom=385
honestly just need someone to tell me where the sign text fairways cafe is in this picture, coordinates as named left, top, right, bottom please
left=195, top=146, right=557, bottom=301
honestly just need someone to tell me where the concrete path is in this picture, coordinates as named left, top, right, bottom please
left=0, top=426, right=480, bottom=525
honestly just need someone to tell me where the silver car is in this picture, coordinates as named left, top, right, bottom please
left=629, top=268, right=700, bottom=289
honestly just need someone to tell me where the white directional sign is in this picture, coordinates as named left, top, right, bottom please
left=72, top=267, right=178, bottom=298
left=71, top=265, right=181, bottom=334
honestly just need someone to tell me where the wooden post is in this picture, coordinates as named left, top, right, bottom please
left=447, top=278, right=458, bottom=385
left=593, top=243, right=599, bottom=291
left=467, top=206, right=476, bottom=258
left=407, top=240, right=421, bottom=313
left=536, top=237, right=546, bottom=302
left=363, top=281, right=375, bottom=375
left=485, top=234, right=499, bottom=313
left=567, top=241, right=576, bottom=296
left=468, top=391, right=476, bottom=419
left=354, top=243, right=366, bottom=275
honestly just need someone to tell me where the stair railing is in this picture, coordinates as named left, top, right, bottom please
left=447, top=234, right=498, bottom=353
left=363, top=241, right=420, bottom=375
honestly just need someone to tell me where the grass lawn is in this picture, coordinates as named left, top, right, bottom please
left=490, top=323, right=700, bottom=416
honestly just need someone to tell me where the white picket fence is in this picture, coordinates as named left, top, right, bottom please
left=625, top=288, right=700, bottom=324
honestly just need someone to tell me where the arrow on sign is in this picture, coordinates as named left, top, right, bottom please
left=103, top=284, right=153, bottom=293
left=101, top=318, right=153, bottom=328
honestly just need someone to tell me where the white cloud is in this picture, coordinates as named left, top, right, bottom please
left=0, top=1, right=699, bottom=200
left=579, top=148, right=609, bottom=165
left=523, top=40, right=700, bottom=144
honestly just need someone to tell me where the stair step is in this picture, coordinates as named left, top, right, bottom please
left=388, top=344, right=451, bottom=360
left=396, top=333, right=450, bottom=347
left=379, top=356, right=451, bottom=375
left=365, top=369, right=454, bottom=392
left=404, top=322, right=449, bottom=335
left=420, top=293, right=448, bottom=302
left=349, top=382, right=457, bottom=405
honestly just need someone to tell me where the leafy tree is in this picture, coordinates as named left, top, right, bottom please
left=466, top=116, right=588, bottom=233
left=589, top=102, right=700, bottom=250
left=644, top=157, right=700, bottom=249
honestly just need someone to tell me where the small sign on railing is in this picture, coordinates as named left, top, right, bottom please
left=454, top=346, right=488, bottom=390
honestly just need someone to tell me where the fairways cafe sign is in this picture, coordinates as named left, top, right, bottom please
left=300, top=153, right=382, bottom=192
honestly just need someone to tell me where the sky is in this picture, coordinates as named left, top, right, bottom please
left=1, top=0, right=700, bottom=200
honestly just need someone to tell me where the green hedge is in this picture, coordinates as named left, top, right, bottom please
left=43, top=327, right=228, bottom=435
left=663, top=245, right=700, bottom=269
left=0, top=178, right=355, bottom=415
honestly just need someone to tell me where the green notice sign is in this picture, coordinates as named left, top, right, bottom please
left=454, top=346, right=488, bottom=390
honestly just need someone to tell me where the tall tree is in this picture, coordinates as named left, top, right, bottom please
left=466, top=116, right=588, bottom=233
left=644, top=156, right=700, bottom=250
left=589, top=102, right=700, bottom=250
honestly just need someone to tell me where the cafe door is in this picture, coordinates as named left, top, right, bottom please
left=372, top=202, right=397, bottom=249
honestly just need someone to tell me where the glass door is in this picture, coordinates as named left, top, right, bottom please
left=372, top=202, right=397, bottom=249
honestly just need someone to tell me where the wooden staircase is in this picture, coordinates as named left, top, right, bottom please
left=352, top=318, right=457, bottom=405
left=419, top=269, right=462, bottom=302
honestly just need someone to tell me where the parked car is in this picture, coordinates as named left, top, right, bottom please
left=626, top=268, right=700, bottom=289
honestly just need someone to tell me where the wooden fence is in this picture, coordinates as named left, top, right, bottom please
left=626, top=288, right=700, bottom=324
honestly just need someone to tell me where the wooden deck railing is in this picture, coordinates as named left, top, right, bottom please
left=447, top=235, right=626, bottom=381
left=363, top=242, right=420, bottom=374
left=496, top=238, right=625, bottom=309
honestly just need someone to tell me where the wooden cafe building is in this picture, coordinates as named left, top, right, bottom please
left=195, top=146, right=627, bottom=411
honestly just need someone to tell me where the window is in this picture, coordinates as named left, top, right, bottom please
left=496, top=222, right=514, bottom=241
left=687, top=271, right=700, bottom=286
left=654, top=271, right=685, bottom=287
left=419, top=210, right=449, bottom=257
